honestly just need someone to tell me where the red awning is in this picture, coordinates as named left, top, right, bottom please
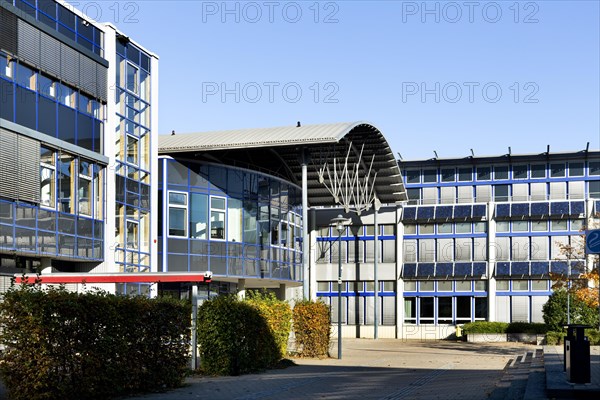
left=15, top=272, right=212, bottom=284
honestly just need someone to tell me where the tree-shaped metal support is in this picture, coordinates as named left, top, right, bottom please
left=317, top=142, right=381, bottom=339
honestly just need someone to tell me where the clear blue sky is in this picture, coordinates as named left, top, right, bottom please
left=77, top=0, right=599, bottom=159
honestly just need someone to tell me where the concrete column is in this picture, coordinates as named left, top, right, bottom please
left=302, top=159, right=309, bottom=299
left=237, top=279, right=246, bottom=299
left=395, top=205, right=404, bottom=339
left=278, top=283, right=286, bottom=300
left=40, top=258, right=53, bottom=274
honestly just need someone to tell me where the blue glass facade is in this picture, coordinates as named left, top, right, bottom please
left=158, top=157, right=303, bottom=283
left=113, top=39, right=153, bottom=274
left=0, top=0, right=107, bottom=274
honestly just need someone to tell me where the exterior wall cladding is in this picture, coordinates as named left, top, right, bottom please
left=0, top=0, right=158, bottom=295
left=312, top=151, right=600, bottom=339
left=157, top=157, right=304, bottom=299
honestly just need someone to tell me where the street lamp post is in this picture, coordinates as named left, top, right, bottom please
left=331, top=214, right=348, bottom=359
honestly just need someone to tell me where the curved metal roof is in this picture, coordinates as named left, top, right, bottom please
left=158, top=122, right=406, bottom=207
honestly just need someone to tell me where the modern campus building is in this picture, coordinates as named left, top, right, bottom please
left=0, top=0, right=160, bottom=294
left=156, top=122, right=404, bottom=300
left=314, top=149, right=600, bottom=338
left=1, top=1, right=598, bottom=340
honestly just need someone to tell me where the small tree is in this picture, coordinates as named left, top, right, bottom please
left=549, top=217, right=599, bottom=309
left=542, top=289, right=599, bottom=331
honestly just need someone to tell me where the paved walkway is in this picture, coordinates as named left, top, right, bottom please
left=127, top=339, right=536, bottom=400
left=3, top=340, right=597, bottom=399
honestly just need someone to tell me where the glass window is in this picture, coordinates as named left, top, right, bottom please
left=15, top=63, right=35, bottom=90
left=438, top=223, right=452, bottom=234
left=126, top=62, right=138, bottom=93
left=420, top=281, right=434, bottom=291
left=590, top=181, right=600, bottom=198
left=438, top=281, right=452, bottom=291
left=40, top=165, right=55, bottom=208
left=419, top=297, right=434, bottom=323
left=169, top=208, right=186, bottom=237
left=407, top=188, right=420, bottom=205
left=227, top=198, right=243, bottom=242
left=589, top=161, right=600, bottom=176
left=317, top=282, right=329, bottom=292
left=0, top=53, right=13, bottom=78
left=531, top=220, right=547, bottom=231
left=210, top=196, right=226, bottom=239
left=58, top=154, right=73, bottom=213
left=513, top=221, right=528, bottom=232
left=404, top=297, right=416, bottom=323
left=551, top=220, right=568, bottom=231
left=496, top=280, right=509, bottom=290
left=568, top=162, right=584, bottom=177
left=404, top=281, right=416, bottom=291
left=570, top=219, right=584, bottom=232
left=438, top=297, right=452, bottom=324
left=456, top=280, right=471, bottom=291
left=496, top=221, right=509, bottom=232
left=126, top=220, right=139, bottom=249
left=494, top=166, right=509, bottom=180
left=458, top=167, right=472, bottom=181
left=441, top=168, right=455, bottom=182
left=513, top=165, right=527, bottom=179
left=57, top=83, right=75, bottom=107
left=78, top=160, right=92, bottom=216
left=455, top=223, right=470, bottom=233
left=419, top=224, right=434, bottom=234
left=38, top=74, right=55, bottom=98
left=477, top=167, right=491, bottom=181
left=531, top=164, right=546, bottom=178
left=474, top=281, right=486, bottom=291
left=531, top=280, right=548, bottom=291
left=78, top=92, right=92, bottom=114
left=494, top=184, right=510, bottom=202
left=406, top=170, right=420, bottom=184
left=512, top=280, right=529, bottom=291
left=126, top=135, right=138, bottom=165
left=404, top=224, right=416, bottom=234
left=168, top=192, right=187, bottom=237
left=550, top=163, right=565, bottom=177
left=169, top=192, right=187, bottom=205
left=473, top=222, right=487, bottom=233
left=423, top=169, right=437, bottom=183
left=190, top=193, right=208, bottom=239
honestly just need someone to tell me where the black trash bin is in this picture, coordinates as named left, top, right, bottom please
left=564, top=324, right=591, bottom=384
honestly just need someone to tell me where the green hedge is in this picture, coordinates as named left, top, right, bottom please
left=245, top=291, right=292, bottom=359
left=505, top=322, right=548, bottom=334
left=462, top=321, right=508, bottom=334
left=462, top=321, right=548, bottom=335
left=0, top=284, right=191, bottom=400
left=292, top=300, right=330, bottom=358
left=196, top=295, right=282, bottom=375
left=546, top=329, right=600, bottom=345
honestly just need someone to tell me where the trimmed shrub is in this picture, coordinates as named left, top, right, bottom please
left=545, top=329, right=600, bottom=345
left=462, top=321, right=508, bottom=334
left=462, top=321, right=549, bottom=335
left=505, top=322, right=548, bottom=334
left=196, top=295, right=279, bottom=375
left=245, top=291, right=292, bottom=359
left=542, top=289, right=599, bottom=331
left=545, top=331, right=564, bottom=345
left=292, top=300, right=330, bottom=358
left=0, top=284, right=191, bottom=400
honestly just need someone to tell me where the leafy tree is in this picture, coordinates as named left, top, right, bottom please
left=542, top=289, right=598, bottom=331
left=549, top=217, right=599, bottom=309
